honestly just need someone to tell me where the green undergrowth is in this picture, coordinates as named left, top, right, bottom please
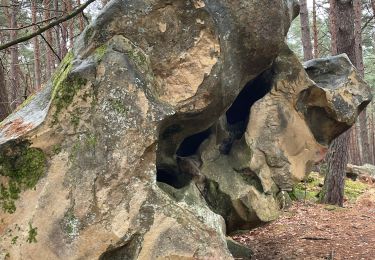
left=0, top=140, right=46, bottom=214
left=289, top=172, right=323, bottom=202
left=289, top=172, right=370, bottom=203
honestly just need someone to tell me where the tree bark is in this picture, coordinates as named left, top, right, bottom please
left=43, top=0, right=54, bottom=78
left=322, top=0, right=356, bottom=206
left=353, top=0, right=364, bottom=76
left=353, top=0, right=370, bottom=164
left=66, top=0, right=74, bottom=48
left=61, top=1, right=69, bottom=57
left=8, top=0, right=20, bottom=109
left=0, top=60, right=11, bottom=121
left=329, top=0, right=337, bottom=55
left=54, top=0, right=62, bottom=63
left=77, top=0, right=85, bottom=32
left=313, top=0, right=319, bottom=58
left=299, top=0, right=314, bottom=61
left=32, top=0, right=42, bottom=91
left=321, top=131, right=348, bottom=207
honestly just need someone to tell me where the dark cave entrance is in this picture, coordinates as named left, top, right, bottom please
left=156, top=70, right=273, bottom=189
left=176, top=128, right=211, bottom=157
left=221, top=70, right=273, bottom=154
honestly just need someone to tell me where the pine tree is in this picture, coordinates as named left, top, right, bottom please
left=299, top=0, right=314, bottom=60
left=322, top=0, right=357, bottom=207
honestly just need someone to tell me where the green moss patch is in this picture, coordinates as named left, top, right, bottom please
left=0, top=140, right=46, bottom=214
left=289, top=172, right=323, bottom=202
left=52, top=75, right=87, bottom=124
left=94, top=45, right=108, bottom=62
left=344, top=178, right=368, bottom=202
left=290, top=172, right=370, bottom=203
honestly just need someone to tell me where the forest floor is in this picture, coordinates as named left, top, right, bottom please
left=233, top=175, right=375, bottom=260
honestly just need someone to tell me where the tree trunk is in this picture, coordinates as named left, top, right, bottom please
left=78, top=0, right=85, bottom=32
left=61, top=1, right=69, bottom=57
left=353, top=0, right=364, bottom=76
left=66, top=0, right=74, bottom=48
left=32, top=0, right=42, bottom=91
left=0, top=60, right=11, bottom=121
left=322, top=132, right=348, bottom=206
left=43, top=0, right=54, bottom=78
left=54, top=0, right=62, bottom=63
left=312, top=0, right=319, bottom=58
left=322, top=0, right=356, bottom=206
left=353, top=0, right=370, bottom=164
left=329, top=0, right=337, bottom=55
left=299, top=0, right=313, bottom=61
left=8, top=0, right=20, bottom=109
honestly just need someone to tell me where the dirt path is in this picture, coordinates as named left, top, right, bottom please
left=233, top=187, right=375, bottom=260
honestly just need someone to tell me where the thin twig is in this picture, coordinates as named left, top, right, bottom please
left=0, top=0, right=95, bottom=51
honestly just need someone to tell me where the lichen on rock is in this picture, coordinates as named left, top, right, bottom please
left=0, top=0, right=372, bottom=259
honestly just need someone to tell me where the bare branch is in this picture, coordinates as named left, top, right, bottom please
left=0, top=0, right=96, bottom=51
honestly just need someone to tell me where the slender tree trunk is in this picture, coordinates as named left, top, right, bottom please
left=0, top=59, right=11, bottom=121
left=32, top=0, right=42, bottom=91
left=61, top=1, right=69, bottom=57
left=8, top=0, right=20, bottom=109
left=322, top=0, right=356, bottom=207
left=354, top=0, right=370, bottom=164
left=353, top=0, right=364, bottom=76
left=43, top=0, right=54, bottom=78
left=66, top=0, right=74, bottom=48
left=313, top=0, right=319, bottom=58
left=299, top=0, right=314, bottom=61
left=78, top=0, right=85, bottom=32
left=54, top=0, right=62, bottom=62
left=329, top=0, right=337, bottom=55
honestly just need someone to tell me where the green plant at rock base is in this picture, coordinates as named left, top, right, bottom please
left=290, top=172, right=370, bottom=203
left=289, top=172, right=323, bottom=202
left=344, top=179, right=368, bottom=202
left=26, top=223, right=38, bottom=243
left=0, top=140, right=46, bottom=214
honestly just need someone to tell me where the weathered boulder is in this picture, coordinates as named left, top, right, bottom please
left=0, top=0, right=372, bottom=259
left=346, top=164, right=375, bottom=181
left=184, top=46, right=372, bottom=232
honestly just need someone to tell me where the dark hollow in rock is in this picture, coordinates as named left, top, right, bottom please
left=156, top=166, right=192, bottom=189
left=221, top=71, right=273, bottom=154
left=226, top=71, right=273, bottom=126
left=176, top=128, right=211, bottom=157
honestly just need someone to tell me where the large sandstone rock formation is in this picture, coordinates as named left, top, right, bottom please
left=0, top=0, right=372, bottom=259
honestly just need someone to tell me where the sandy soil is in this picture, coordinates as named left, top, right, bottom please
left=233, top=186, right=375, bottom=260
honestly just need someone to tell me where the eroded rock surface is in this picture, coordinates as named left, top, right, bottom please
left=0, top=0, right=371, bottom=259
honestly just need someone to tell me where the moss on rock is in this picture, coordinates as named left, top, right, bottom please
left=0, top=140, right=46, bottom=214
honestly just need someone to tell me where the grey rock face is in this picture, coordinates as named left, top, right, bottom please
left=0, top=0, right=371, bottom=259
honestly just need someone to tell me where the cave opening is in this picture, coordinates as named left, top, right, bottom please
left=220, top=70, right=273, bottom=154
left=156, top=70, right=273, bottom=189
left=156, top=166, right=192, bottom=189
left=226, top=71, right=273, bottom=132
left=156, top=128, right=211, bottom=189
left=176, top=128, right=211, bottom=157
